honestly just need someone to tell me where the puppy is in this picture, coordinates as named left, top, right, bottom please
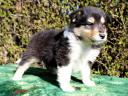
left=12, top=6, right=110, bottom=92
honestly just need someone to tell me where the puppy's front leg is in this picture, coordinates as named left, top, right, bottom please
left=57, top=64, right=75, bottom=92
left=81, top=62, right=96, bottom=87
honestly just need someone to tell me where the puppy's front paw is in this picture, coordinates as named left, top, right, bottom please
left=60, top=84, right=75, bottom=92
left=83, top=80, right=96, bottom=87
left=12, top=76, right=22, bottom=81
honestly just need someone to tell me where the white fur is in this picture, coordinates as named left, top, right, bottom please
left=12, top=58, right=38, bottom=80
left=87, top=17, right=95, bottom=23
left=92, top=28, right=107, bottom=43
left=57, top=29, right=100, bottom=91
left=101, top=16, right=105, bottom=23
left=12, top=62, right=31, bottom=80
left=57, top=64, right=75, bottom=92
left=93, top=33, right=107, bottom=43
left=16, top=58, right=21, bottom=64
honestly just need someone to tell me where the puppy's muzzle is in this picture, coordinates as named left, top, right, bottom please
left=99, top=33, right=105, bottom=39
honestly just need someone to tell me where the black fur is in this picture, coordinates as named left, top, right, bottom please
left=20, top=29, right=70, bottom=69
left=69, top=6, right=108, bottom=28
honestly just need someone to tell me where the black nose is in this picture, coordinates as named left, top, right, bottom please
left=99, top=34, right=105, bottom=39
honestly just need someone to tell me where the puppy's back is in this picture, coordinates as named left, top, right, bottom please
left=28, top=30, right=59, bottom=48
left=21, top=29, right=62, bottom=63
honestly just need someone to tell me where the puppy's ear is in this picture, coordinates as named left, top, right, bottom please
left=69, top=9, right=83, bottom=23
left=106, top=14, right=112, bottom=23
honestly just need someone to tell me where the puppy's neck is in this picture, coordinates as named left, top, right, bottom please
left=64, top=27, right=82, bottom=41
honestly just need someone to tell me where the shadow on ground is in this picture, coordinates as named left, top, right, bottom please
left=0, top=64, right=128, bottom=96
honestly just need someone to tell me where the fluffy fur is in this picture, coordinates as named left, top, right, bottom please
left=12, top=6, right=110, bottom=92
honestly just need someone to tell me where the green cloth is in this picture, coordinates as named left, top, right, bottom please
left=0, top=64, right=128, bottom=96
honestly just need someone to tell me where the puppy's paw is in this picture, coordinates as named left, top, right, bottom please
left=60, top=84, right=75, bottom=92
left=12, top=76, right=22, bottom=81
left=83, top=80, right=96, bottom=87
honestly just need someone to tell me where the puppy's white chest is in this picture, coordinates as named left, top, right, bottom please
left=70, top=43, right=100, bottom=72
left=70, top=41, right=100, bottom=61
left=83, top=48, right=100, bottom=62
left=64, top=31, right=100, bottom=72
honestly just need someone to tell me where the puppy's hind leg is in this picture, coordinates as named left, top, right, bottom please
left=12, top=57, right=39, bottom=80
left=16, top=58, right=22, bottom=64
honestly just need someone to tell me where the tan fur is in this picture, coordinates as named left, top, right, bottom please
left=87, top=17, right=95, bottom=24
left=92, top=28, right=99, bottom=37
left=73, top=26, right=99, bottom=40
left=101, top=16, right=105, bottom=24
left=73, top=26, right=90, bottom=37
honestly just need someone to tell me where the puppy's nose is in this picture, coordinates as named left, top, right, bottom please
left=99, top=34, right=105, bottom=39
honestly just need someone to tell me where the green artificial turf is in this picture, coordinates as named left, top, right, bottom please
left=0, top=64, right=128, bottom=96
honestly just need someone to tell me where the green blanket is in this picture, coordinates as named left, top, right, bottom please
left=0, top=64, right=128, bottom=96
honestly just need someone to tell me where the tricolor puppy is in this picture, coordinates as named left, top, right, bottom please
left=12, top=6, right=110, bottom=92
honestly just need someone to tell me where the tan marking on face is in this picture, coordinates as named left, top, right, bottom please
left=101, top=16, right=105, bottom=24
left=87, top=17, right=95, bottom=24
left=81, top=27, right=99, bottom=40
left=73, top=26, right=101, bottom=41
left=72, top=19, right=76, bottom=22
left=73, top=26, right=94, bottom=40
left=73, top=26, right=91, bottom=37
left=91, top=27, right=99, bottom=36
left=82, top=31, right=92, bottom=39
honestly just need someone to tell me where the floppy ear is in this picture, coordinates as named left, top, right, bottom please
left=69, top=9, right=84, bottom=23
left=106, top=14, right=112, bottom=23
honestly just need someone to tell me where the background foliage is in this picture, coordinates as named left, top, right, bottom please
left=0, top=0, right=128, bottom=77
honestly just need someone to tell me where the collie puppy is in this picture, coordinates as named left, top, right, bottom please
left=12, top=6, right=110, bottom=92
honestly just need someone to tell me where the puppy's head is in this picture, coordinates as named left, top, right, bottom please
left=69, top=6, right=111, bottom=44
